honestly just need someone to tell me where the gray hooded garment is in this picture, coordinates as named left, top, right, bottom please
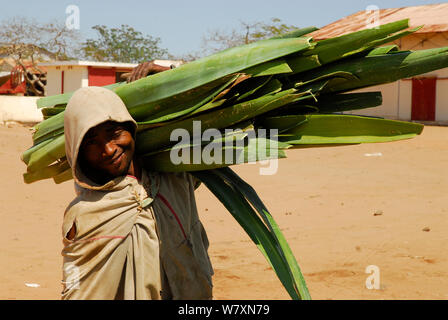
left=61, top=86, right=213, bottom=300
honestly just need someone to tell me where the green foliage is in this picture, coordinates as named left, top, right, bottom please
left=81, top=24, right=168, bottom=63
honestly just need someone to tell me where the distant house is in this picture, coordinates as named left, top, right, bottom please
left=309, top=3, right=448, bottom=123
left=39, top=59, right=182, bottom=96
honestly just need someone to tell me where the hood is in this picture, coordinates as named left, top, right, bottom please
left=64, top=86, right=137, bottom=190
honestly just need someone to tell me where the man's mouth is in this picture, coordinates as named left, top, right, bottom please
left=110, top=152, right=124, bottom=166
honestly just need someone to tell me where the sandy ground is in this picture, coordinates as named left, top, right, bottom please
left=0, top=122, right=447, bottom=300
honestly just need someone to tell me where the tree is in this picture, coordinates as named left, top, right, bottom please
left=200, top=18, right=300, bottom=57
left=81, top=25, right=168, bottom=63
left=0, top=16, right=81, bottom=95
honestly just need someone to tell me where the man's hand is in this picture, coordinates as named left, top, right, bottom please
left=124, top=61, right=171, bottom=83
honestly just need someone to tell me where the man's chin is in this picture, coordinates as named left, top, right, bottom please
left=105, top=163, right=132, bottom=179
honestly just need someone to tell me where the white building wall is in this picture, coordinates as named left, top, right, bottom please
left=80, top=67, right=89, bottom=87
left=64, top=66, right=86, bottom=93
left=46, top=69, right=62, bottom=96
left=0, top=96, right=42, bottom=123
left=347, top=74, right=448, bottom=123
left=343, top=30, right=448, bottom=123
left=45, top=66, right=88, bottom=96
left=348, top=83, right=400, bottom=119
left=436, top=78, right=448, bottom=121
left=398, top=80, right=412, bottom=121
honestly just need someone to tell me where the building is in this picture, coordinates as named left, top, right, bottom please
left=309, top=3, right=448, bottom=124
left=39, top=59, right=182, bottom=96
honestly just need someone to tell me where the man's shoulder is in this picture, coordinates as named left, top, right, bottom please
left=63, top=188, right=102, bottom=215
left=64, top=195, right=82, bottom=217
left=64, top=193, right=89, bottom=214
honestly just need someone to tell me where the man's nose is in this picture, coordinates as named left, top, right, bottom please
left=102, top=141, right=117, bottom=158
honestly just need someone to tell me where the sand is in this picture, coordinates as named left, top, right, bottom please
left=1, top=122, right=447, bottom=300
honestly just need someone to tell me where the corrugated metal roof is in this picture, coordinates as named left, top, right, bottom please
left=310, top=3, right=448, bottom=40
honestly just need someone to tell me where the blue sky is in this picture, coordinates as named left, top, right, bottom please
left=0, top=0, right=440, bottom=57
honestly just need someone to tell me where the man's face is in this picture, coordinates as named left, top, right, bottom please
left=79, top=121, right=135, bottom=182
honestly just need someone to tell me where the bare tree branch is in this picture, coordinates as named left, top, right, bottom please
left=200, top=18, right=300, bottom=58
left=0, top=16, right=81, bottom=95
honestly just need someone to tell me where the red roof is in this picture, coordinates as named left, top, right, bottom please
left=310, top=3, right=448, bottom=40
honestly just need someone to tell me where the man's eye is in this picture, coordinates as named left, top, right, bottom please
left=113, top=129, right=124, bottom=138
